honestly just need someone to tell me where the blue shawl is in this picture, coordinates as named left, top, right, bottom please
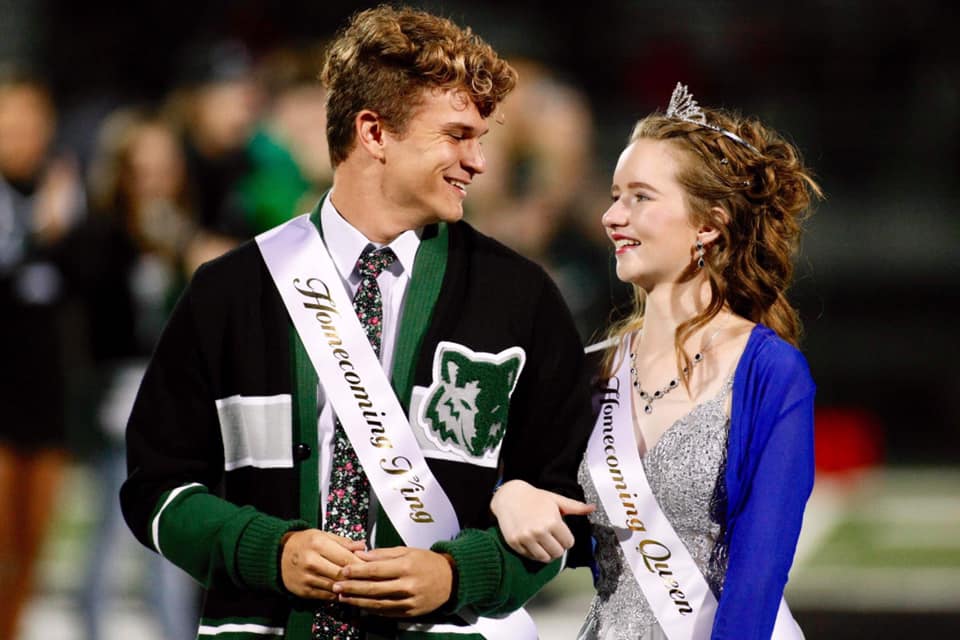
left=715, top=324, right=816, bottom=638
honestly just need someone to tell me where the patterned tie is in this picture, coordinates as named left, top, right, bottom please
left=314, top=245, right=397, bottom=640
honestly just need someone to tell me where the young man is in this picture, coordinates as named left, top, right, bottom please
left=120, top=7, right=593, bottom=639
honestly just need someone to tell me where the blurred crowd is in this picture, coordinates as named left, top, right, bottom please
left=0, top=41, right=626, bottom=639
left=3, top=3, right=957, bottom=636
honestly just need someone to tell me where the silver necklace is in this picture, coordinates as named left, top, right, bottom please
left=629, top=327, right=722, bottom=415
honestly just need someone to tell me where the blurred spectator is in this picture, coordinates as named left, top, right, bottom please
left=239, top=43, right=333, bottom=232
left=465, top=58, right=628, bottom=340
left=63, top=107, right=200, bottom=639
left=466, top=58, right=591, bottom=257
left=165, top=39, right=261, bottom=270
left=0, top=65, right=85, bottom=640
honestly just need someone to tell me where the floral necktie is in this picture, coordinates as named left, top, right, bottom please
left=314, top=245, right=397, bottom=640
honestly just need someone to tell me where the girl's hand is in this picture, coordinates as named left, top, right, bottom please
left=490, top=479, right=594, bottom=562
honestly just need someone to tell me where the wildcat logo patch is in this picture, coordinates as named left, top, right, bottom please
left=415, top=341, right=525, bottom=464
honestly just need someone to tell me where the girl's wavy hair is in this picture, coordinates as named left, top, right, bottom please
left=602, top=107, right=823, bottom=380
left=320, top=4, right=517, bottom=167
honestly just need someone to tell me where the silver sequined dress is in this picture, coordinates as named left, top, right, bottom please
left=577, top=377, right=733, bottom=640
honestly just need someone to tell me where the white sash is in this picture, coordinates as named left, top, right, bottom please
left=257, top=214, right=536, bottom=639
left=585, top=341, right=803, bottom=640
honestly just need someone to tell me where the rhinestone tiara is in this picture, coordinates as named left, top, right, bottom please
left=665, top=82, right=758, bottom=153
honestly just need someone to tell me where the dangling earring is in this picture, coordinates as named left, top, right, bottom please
left=695, top=240, right=705, bottom=269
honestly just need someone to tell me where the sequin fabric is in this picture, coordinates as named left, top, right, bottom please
left=576, top=376, right=733, bottom=640
left=314, top=246, right=396, bottom=640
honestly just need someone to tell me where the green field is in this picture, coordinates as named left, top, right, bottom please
left=19, top=465, right=960, bottom=639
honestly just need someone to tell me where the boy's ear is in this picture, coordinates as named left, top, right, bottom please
left=355, top=110, right=386, bottom=162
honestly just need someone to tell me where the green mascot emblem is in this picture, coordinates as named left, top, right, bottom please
left=420, top=342, right=526, bottom=459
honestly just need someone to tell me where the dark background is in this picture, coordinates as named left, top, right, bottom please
left=3, top=1, right=958, bottom=637
left=9, top=0, right=953, bottom=462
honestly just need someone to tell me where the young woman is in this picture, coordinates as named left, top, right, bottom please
left=492, top=84, right=822, bottom=639
left=69, top=108, right=202, bottom=640
left=0, top=70, right=84, bottom=640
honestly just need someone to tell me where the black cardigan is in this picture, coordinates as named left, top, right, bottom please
left=121, top=219, right=594, bottom=638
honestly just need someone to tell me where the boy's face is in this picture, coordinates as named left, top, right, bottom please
left=378, top=87, right=488, bottom=230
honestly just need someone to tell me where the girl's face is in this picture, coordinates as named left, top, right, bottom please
left=602, top=137, right=699, bottom=291
left=127, top=124, right=185, bottom=203
left=0, top=85, right=54, bottom=182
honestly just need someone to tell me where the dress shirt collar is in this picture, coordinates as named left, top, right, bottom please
left=320, top=192, right=420, bottom=279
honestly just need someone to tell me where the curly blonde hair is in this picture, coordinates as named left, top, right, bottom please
left=320, top=5, right=517, bottom=167
left=603, top=106, right=823, bottom=379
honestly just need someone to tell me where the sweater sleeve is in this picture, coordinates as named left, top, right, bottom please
left=711, top=345, right=816, bottom=639
left=431, top=527, right=562, bottom=615
left=434, top=272, right=593, bottom=614
left=119, top=269, right=306, bottom=593
left=499, top=274, right=594, bottom=499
